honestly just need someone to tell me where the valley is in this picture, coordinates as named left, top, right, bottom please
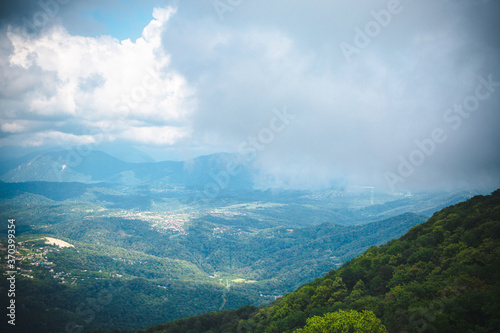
left=0, top=151, right=490, bottom=332
left=1, top=2, right=498, bottom=331
left=122, top=189, right=500, bottom=333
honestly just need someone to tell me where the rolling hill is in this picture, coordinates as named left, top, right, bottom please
left=127, top=189, right=500, bottom=333
left=0, top=194, right=426, bottom=332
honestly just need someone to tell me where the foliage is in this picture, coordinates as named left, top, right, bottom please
left=0, top=191, right=427, bottom=332
left=129, top=190, right=500, bottom=333
left=293, top=309, right=387, bottom=333
left=0, top=179, right=493, bottom=333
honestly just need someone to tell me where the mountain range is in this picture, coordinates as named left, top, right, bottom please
left=0, top=148, right=496, bottom=333
left=0, top=149, right=254, bottom=189
left=120, top=189, right=500, bottom=333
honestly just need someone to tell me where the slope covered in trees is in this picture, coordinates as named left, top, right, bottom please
left=130, top=189, right=500, bottom=333
left=0, top=193, right=426, bottom=332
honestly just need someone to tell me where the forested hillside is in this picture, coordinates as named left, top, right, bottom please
left=0, top=190, right=426, bottom=332
left=130, top=190, right=500, bottom=333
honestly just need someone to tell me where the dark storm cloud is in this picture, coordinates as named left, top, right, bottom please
left=0, top=0, right=75, bottom=37
left=0, top=0, right=41, bottom=24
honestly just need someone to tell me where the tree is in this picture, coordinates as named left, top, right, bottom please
left=293, top=309, right=387, bottom=333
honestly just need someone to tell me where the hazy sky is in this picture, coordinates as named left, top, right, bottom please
left=0, top=0, right=499, bottom=192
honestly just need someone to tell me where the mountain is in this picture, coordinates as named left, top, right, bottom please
left=0, top=193, right=425, bottom=332
left=0, top=179, right=480, bottom=226
left=0, top=150, right=494, bottom=332
left=93, top=143, right=157, bottom=163
left=0, top=149, right=483, bottom=220
left=0, top=150, right=131, bottom=183
left=0, top=150, right=254, bottom=188
left=128, top=189, right=500, bottom=333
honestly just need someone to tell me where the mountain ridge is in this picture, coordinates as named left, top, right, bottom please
left=124, top=189, right=500, bottom=333
left=0, top=150, right=255, bottom=188
left=0, top=195, right=426, bottom=332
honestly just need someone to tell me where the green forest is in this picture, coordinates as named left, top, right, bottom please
left=125, top=190, right=500, bottom=333
left=0, top=189, right=427, bottom=332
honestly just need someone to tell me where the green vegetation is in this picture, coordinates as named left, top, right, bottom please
left=128, top=190, right=500, bottom=333
left=0, top=235, right=253, bottom=332
left=0, top=190, right=426, bottom=332
left=293, top=310, right=387, bottom=333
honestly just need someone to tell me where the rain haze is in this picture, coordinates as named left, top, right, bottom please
left=0, top=0, right=499, bottom=192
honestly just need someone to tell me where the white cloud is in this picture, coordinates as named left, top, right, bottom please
left=1, top=6, right=194, bottom=146
left=5, top=130, right=106, bottom=147
left=0, top=0, right=499, bottom=191
left=119, top=126, right=188, bottom=146
left=1, top=122, right=24, bottom=133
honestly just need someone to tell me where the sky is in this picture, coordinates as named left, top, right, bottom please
left=0, top=0, right=499, bottom=192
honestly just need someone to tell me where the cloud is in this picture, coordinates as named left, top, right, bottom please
left=120, top=125, right=188, bottom=146
left=0, top=0, right=499, bottom=192
left=1, top=122, right=24, bottom=133
left=1, top=5, right=194, bottom=147
left=4, top=130, right=105, bottom=147
left=159, top=0, right=500, bottom=191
